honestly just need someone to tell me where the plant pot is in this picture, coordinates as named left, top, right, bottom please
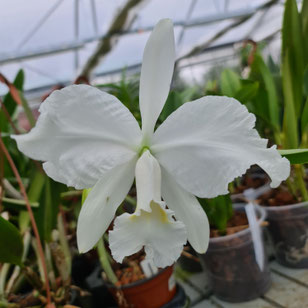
left=69, top=288, right=93, bottom=308
left=261, top=201, right=308, bottom=268
left=199, top=204, right=271, bottom=303
left=108, top=265, right=177, bottom=308
left=161, top=284, right=190, bottom=308
left=72, top=255, right=117, bottom=307
left=231, top=173, right=269, bottom=204
left=178, top=244, right=202, bottom=273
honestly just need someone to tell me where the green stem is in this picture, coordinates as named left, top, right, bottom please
left=0, top=301, right=19, bottom=308
left=57, top=213, right=71, bottom=274
left=274, top=131, right=282, bottom=147
left=6, top=231, right=31, bottom=293
left=295, top=164, right=308, bottom=201
left=10, top=272, right=25, bottom=295
left=60, top=190, right=82, bottom=199
left=31, top=238, right=45, bottom=284
left=0, top=264, right=10, bottom=300
left=286, top=177, right=297, bottom=198
left=1, top=197, right=39, bottom=208
left=44, top=243, right=56, bottom=290
left=97, top=238, right=118, bottom=285
left=301, top=131, right=308, bottom=148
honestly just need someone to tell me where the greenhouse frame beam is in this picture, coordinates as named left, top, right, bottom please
left=13, top=30, right=280, bottom=103
left=0, top=0, right=279, bottom=65
left=16, top=0, right=64, bottom=50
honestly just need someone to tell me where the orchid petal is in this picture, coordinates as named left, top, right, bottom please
left=152, top=96, right=290, bottom=198
left=139, top=19, right=175, bottom=140
left=12, top=85, right=141, bottom=189
left=135, top=150, right=162, bottom=211
left=109, top=150, right=187, bottom=267
left=161, top=168, right=209, bottom=253
left=109, top=202, right=187, bottom=268
left=77, top=157, right=137, bottom=253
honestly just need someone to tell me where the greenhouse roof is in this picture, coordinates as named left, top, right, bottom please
left=0, top=0, right=285, bottom=96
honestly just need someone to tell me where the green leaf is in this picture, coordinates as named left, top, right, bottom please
left=27, top=171, right=66, bottom=241
left=282, top=52, right=299, bottom=148
left=35, top=179, right=66, bottom=241
left=234, top=80, right=259, bottom=103
left=0, top=69, right=24, bottom=132
left=301, top=0, right=308, bottom=65
left=19, top=90, right=36, bottom=128
left=205, top=80, right=218, bottom=95
left=282, top=0, right=304, bottom=116
left=301, top=97, right=308, bottom=135
left=28, top=171, right=46, bottom=203
left=19, top=211, right=30, bottom=235
left=0, top=217, right=23, bottom=266
left=18, top=170, right=46, bottom=233
left=304, top=68, right=308, bottom=96
left=220, top=69, right=241, bottom=97
left=251, top=54, right=280, bottom=132
left=246, top=88, right=269, bottom=125
left=179, top=87, right=197, bottom=103
left=160, top=91, right=184, bottom=122
left=279, top=149, right=308, bottom=164
left=198, top=195, right=233, bottom=232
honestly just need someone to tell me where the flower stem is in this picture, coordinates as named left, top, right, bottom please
left=97, top=238, right=118, bottom=285
left=0, top=137, right=53, bottom=307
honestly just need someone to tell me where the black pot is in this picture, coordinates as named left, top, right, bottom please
left=71, top=255, right=117, bottom=307
left=161, top=284, right=190, bottom=308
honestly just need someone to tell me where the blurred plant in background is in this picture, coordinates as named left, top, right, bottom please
left=198, top=0, right=308, bottom=233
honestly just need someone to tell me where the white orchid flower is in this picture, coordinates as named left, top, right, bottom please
left=12, top=19, right=290, bottom=268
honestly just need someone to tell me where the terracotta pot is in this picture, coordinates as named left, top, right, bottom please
left=108, top=266, right=177, bottom=308
left=261, top=201, right=308, bottom=268
left=199, top=204, right=271, bottom=302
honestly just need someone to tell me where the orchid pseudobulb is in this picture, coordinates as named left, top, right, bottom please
left=12, top=19, right=290, bottom=268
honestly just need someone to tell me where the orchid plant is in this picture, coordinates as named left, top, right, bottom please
left=211, top=0, right=308, bottom=202
left=13, top=19, right=290, bottom=268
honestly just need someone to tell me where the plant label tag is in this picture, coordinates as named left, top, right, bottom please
left=245, top=202, right=265, bottom=271
left=168, top=274, right=176, bottom=291
left=140, top=259, right=158, bottom=278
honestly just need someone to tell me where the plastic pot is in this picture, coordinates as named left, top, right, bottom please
left=108, top=265, right=177, bottom=308
left=261, top=201, right=308, bottom=268
left=161, top=284, right=190, bottom=308
left=69, top=288, right=93, bottom=308
left=178, top=244, right=202, bottom=273
left=199, top=204, right=271, bottom=303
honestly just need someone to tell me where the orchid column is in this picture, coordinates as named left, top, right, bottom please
left=13, top=19, right=290, bottom=268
